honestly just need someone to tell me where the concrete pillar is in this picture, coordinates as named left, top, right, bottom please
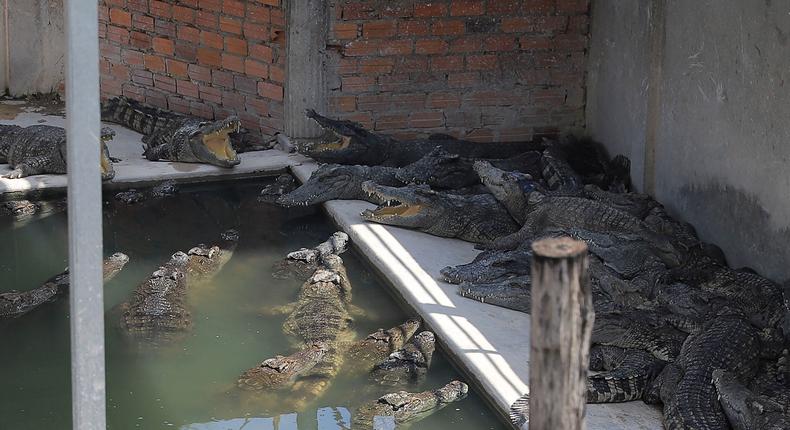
left=6, top=0, right=65, bottom=96
left=284, top=0, right=328, bottom=139
left=0, top=2, right=7, bottom=93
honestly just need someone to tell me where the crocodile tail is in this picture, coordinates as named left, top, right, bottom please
left=101, top=96, right=178, bottom=136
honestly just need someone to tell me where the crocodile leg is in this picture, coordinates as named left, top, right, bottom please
left=586, top=347, right=667, bottom=403
left=3, top=155, right=57, bottom=178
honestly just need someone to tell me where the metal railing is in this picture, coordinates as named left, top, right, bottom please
left=64, top=0, right=105, bottom=428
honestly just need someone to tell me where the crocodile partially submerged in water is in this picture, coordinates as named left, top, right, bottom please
left=258, top=174, right=297, bottom=204
left=345, top=319, right=421, bottom=371
left=277, top=164, right=401, bottom=207
left=271, top=232, right=349, bottom=280
left=301, top=109, right=541, bottom=166
left=114, top=180, right=178, bottom=205
left=370, top=331, right=436, bottom=386
left=0, top=253, right=129, bottom=319
left=360, top=181, right=519, bottom=244
left=237, top=343, right=328, bottom=391
left=0, top=198, right=67, bottom=224
left=352, top=380, right=469, bottom=428
left=0, top=124, right=115, bottom=179
left=101, top=96, right=240, bottom=168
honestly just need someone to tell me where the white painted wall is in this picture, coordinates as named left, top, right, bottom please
left=5, top=0, right=65, bottom=95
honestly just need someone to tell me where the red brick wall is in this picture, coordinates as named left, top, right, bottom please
left=327, top=0, right=589, bottom=142
left=98, top=0, right=286, bottom=144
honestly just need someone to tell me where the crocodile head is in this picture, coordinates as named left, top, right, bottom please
left=396, top=147, right=477, bottom=189
left=473, top=160, right=533, bottom=220
left=713, top=369, right=790, bottom=430
left=277, top=164, right=362, bottom=207
left=441, top=248, right=532, bottom=284
left=185, top=229, right=239, bottom=281
left=100, top=127, right=116, bottom=180
left=237, top=342, right=328, bottom=391
left=103, top=252, right=130, bottom=282
left=360, top=181, right=444, bottom=229
left=301, top=110, right=391, bottom=165
left=190, top=116, right=241, bottom=168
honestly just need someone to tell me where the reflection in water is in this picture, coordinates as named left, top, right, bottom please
left=0, top=178, right=504, bottom=430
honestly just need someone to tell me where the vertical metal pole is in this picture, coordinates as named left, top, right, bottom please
left=64, top=0, right=105, bottom=428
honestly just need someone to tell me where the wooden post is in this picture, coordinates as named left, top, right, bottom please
left=529, top=237, right=594, bottom=430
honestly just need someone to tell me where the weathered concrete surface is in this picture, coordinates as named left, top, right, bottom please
left=587, top=0, right=790, bottom=281
left=292, top=162, right=664, bottom=430
left=6, top=0, right=65, bottom=95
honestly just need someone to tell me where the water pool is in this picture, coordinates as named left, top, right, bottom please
left=0, top=178, right=506, bottom=430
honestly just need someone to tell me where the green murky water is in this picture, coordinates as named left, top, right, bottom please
left=0, top=178, right=505, bottom=430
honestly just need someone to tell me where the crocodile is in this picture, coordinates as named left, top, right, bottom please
left=458, top=276, right=532, bottom=313
left=360, top=181, right=519, bottom=245
left=0, top=252, right=129, bottom=319
left=114, top=180, right=178, bottom=205
left=120, top=251, right=191, bottom=339
left=441, top=245, right=532, bottom=285
left=371, top=331, right=436, bottom=386
left=658, top=314, right=768, bottom=430
left=0, top=198, right=67, bottom=222
left=351, top=380, right=469, bottom=429
left=236, top=343, right=328, bottom=391
left=592, top=310, right=687, bottom=362
left=101, top=96, right=240, bottom=168
left=586, top=345, right=667, bottom=403
left=301, top=109, right=542, bottom=166
left=277, top=164, right=401, bottom=207
left=394, top=146, right=544, bottom=190
left=345, top=319, right=421, bottom=371
left=258, top=174, right=297, bottom=204
left=0, top=124, right=115, bottom=179
left=546, top=135, right=632, bottom=192
left=271, top=232, right=349, bottom=280
left=713, top=369, right=790, bottom=430
left=540, top=144, right=584, bottom=194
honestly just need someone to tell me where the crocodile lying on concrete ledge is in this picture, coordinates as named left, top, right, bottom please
left=371, top=331, right=436, bottom=386
left=101, top=96, right=240, bottom=168
left=0, top=124, right=115, bottom=179
left=0, top=253, right=129, bottom=319
left=277, top=164, right=401, bottom=207
left=237, top=343, right=328, bottom=391
left=713, top=369, right=790, bottom=430
left=301, top=109, right=542, bottom=166
left=586, top=345, right=667, bottom=403
left=360, top=181, right=519, bottom=244
left=352, top=380, right=468, bottom=428
left=272, top=232, right=349, bottom=280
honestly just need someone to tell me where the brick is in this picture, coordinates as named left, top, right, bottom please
left=445, top=109, right=481, bottom=127
left=130, top=31, right=151, bottom=49
left=107, top=25, right=130, bottom=44
left=155, top=18, right=177, bottom=37
left=131, top=69, right=154, bottom=86
left=223, top=0, right=245, bottom=17
left=109, top=63, right=129, bottom=79
left=520, top=36, right=553, bottom=50
left=174, top=43, right=197, bottom=62
left=220, top=16, right=242, bottom=34
left=242, top=23, right=270, bottom=41
left=363, top=20, right=397, bottom=38
left=399, top=20, right=431, bottom=36
left=375, top=114, right=409, bottom=130
left=168, top=95, right=191, bottom=114
left=359, top=58, right=395, bottom=74
left=122, top=49, right=144, bottom=67
left=524, top=0, right=556, bottom=14
left=488, top=0, right=521, bottom=15
left=392, top=93, right=427, bottom=110
left=415, top=39, right=449, bottom=55
left=200, top=31, right=223, bottom=49
left=258, top=82, right=284, bottom=101
left=484, top=35, right=517, bottom=51
left=259, top=0, right=280, bottom=6
left=178, top=26, right=200, bottom=43
left=554, top=34, right=588, bottom=51
left=271, top=8, right=286, bottom=26
left=533, top=88, right=567, bottom=106
left=450, top=1, right=484, bottom=16
left=122, top=85, right=146, bottom=101
left=414, top=3, right=447, bottom=17
left=150, top=1, right=172, bottom=18
left=381, top=3, right=413, bottom=18
left=144, top=55, right=165, bottom=72
left=246, top=98, right=271, bottom=116
left=172, top=5, right=195, bottom=23
left=344, top=40, right=379, bottom=57
left=145, top=91, right=168, bottom=109
left=569, top=15, right=589, bottom=33
left=464, top=128, right=495, bottom=142
left=448, top=71, right=479, bottom=88
left=499, top=127, right=535, bottom=142
left=337, top=58, right=358, bottom=75
left=330, top=96, right=356, bottom=112
left=342, top=2, right=377, bottom=20
left=341, top=76, right=376, bottom=93
left=197, top=47, right=221, bottom=67
left=221, top=54, right=245, bottom=73
left=177, top=80, right=199, bottom=98
left=154, top=74, right=176, bottom=93
left=199, top=85, right=222, bottom=103
left=109, top=8, right=131, bottom=27
left=501, top=16, right=568, bottom=33
left=333, top=23, right=358, bottom=40
left=248, top=4, right=271, bottom=23
left=557, top=0, right=589, bottom=14
left=432, top=20, right=465, bottom=36
left=357, top=94, right=392, bottom=111
left=245, top=59, right=269, bottom=78
left=249, top=44, right=274, bottom=62
left=398, top=56, right=429, bottom=73
left=449, top=37, right=483, bottom=53
left=378, top=73, right=412, bottom=92
left=466, top=90, right=520, bottom=106
left=199, top=0, right=222, bottom=12
left=166, top=59, right=188, bottom=77
left=426, top=91, right=462, bottom=109
left=467, top=54, right=497, bottom=70
left=152, top=37, right=174, bottom=55
left=196, top=11, right=217, bottom=29
left=379, top=39, right=413, bottom=56
left=225, top=37, right=248, bottom=55
left=269, top=66, right=285, bottom=83
left=409, top=111, right=445, bottom=128
left=212, top=70, right=234, bottom=88
left=188, top=64, right=212, bottom=82
left=191, top=102, right=214, bottom=119
left=431, top=55, right=464, bottom=71
left=127, top=0, right=148, bottom=13
left=234, top=75, right=258, bottom=94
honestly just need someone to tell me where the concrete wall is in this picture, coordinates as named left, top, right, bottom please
left=587, top=0, right=790, bottom=281
left=6, top=0, right=65, bottom=95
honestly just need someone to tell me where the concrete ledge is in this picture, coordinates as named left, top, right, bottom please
left=292, top=163, right=663, bottom=430
left=0, top=111, right=308, bottom=195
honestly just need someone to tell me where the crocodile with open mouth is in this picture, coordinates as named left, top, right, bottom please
left=1, top=252, right=129, bottom=319
left=101, top=96, right=240, bottom=168
left=0, top=124, right=115, bottom=179
left=360, top=181, right=519, bottom=245
left=301, top=109, right=542, bottom=166
left=352, top=380, right=469, bottom=428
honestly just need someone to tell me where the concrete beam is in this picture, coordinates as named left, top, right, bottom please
left=284, top=0, right=328, bottom=139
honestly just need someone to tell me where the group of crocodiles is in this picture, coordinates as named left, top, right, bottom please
left=0, top=96, right=242, bottom=179
left=257, top=111, right=790, bottom=429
